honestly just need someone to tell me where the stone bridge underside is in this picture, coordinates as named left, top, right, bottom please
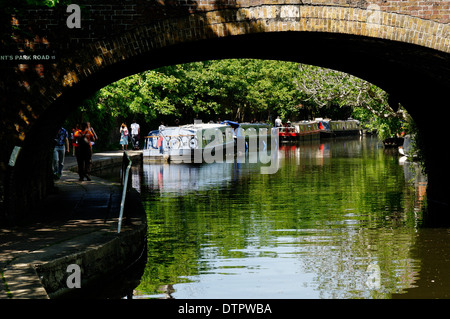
left=0, top=1, right=449, bottom=225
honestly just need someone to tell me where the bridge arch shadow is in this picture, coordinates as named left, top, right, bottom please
left=3, top=4, right=450, bottom=225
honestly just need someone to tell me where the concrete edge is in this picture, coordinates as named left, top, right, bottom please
left=4, top=189, right=147, bottom=299
left=3, top=151, right=148, bottom=299
left=2, top=262, right=49, bottom=299
left=38, top=213, right=147, bottom=299
left=68, top=150, right=143, bottom=173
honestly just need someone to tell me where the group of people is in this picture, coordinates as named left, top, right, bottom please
left=53, top=120, right=140, bottom=181
left=119, top=121, right=140, bottom=151
left=53, top=122, right=97, bottom=181
left=275, top=116, right=293, bottom=128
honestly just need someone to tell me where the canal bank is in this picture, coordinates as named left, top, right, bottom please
left=0, top=150, right=147, bottom=299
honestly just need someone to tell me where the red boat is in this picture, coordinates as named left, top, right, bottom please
left=278, top=121, right=321, bottom=142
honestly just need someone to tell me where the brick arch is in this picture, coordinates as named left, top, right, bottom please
left=60, top=4, right=450, bottom=86
left=2, top=3, right=450, bottom=223
left=10, top=4, right=450, bottom=143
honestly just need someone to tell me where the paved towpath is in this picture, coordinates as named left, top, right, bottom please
left=0, top=150, right=142, bottom=299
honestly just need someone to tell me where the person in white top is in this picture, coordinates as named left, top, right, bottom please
left=130, top=121, right=140, bottom=150
left=275, top=116, right=282, bottom=127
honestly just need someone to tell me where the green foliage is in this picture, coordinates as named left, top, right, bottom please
left=86, top=59, right=308, bottom=126
left=78, top=59, right=416, bottom=147
left=24, top=0, right=58, bottom=7
left=96, top=70, right=181, bottom=121
left=294, top=64, right=411, bottom=140
left=0, top=0, right=72, bottom=9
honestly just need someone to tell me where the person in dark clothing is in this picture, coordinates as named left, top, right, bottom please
left=74, top=122, right=95, bottom=181
left=53, top=127, right=69, bottom=179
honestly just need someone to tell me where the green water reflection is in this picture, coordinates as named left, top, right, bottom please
left=133, top=136, right=444, bottom=299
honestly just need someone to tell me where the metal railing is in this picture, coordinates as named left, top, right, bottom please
left=117, top=151, right=132, bottom=234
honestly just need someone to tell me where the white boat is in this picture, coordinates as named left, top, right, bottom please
left=398, top=135, right=417, bottom=159
left=224, top=120, right=273, bottom=148
left=143, top=122, right=235, bottom=163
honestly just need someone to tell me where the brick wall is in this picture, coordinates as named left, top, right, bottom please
left=14, top=0, right=450, bottom=53
left=1, top=0, right=449, bottom=221
left=3, top=0, right=448, bottom=148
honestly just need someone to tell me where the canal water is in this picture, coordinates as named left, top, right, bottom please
left=121, top=136, right=450, bottom=299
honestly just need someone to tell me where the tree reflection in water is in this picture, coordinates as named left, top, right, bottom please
left=128, top=137, right=447, bottom=299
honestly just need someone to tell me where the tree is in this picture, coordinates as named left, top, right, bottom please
left=76, top=59, right=416, bottom=148
left=96, top=70, right=181, bottom=122
left=294, top=64, right=409, bottom=139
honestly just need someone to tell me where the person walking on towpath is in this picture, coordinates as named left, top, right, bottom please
left=53, top=127, right=69, bottom=179
left=130, top=120, right=140, bottom=150
left=87, top=121, right=98, bottom=147
left=120, top=123, right=129, bottom=151
left=70, top=124, right=79, bottom=156
left=74, top=122, right=95, bottom=181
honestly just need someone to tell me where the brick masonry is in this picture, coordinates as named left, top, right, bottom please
left=10, top=1, right=450, bottom=53
left=0, top=0, right=449, bottom=220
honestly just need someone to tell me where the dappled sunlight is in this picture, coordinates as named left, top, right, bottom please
left=94, top=56, right=103, bottom=67
left=62, top=70, right=79, bottom=87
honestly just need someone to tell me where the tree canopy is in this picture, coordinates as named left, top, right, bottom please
left=68, top=59, right=413, bottom=149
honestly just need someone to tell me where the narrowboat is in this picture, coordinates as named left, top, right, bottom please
left=233, top=121, right=272, bottom=145
left=143, top=122, right=235, bottom=162
left=278, top=120, right=320, bottom=142
left=317, top=119, right=362, bottom=138
left=143, top=121, right=273, bottom=162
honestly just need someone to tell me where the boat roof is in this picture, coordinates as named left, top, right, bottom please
left=181, top=123, right=229, bottom=129
left=292, top=120, right=317, bottom=124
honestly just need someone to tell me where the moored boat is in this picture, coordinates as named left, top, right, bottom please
left=278, top=120, right=320, bottom=142
left=292, top=121, right=321, bottom=141
left=222, top=121, right=272, bottom=143
left=143, top=122, right=234, bottom=162
left=398, top=135, right=417, bottom=159
left=317, top=118, right=361, bottom=138
left=143, top=120, right=273, bottom=163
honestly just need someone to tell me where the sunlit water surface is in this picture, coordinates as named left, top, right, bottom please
left=125, top=136, right=449, bottom=299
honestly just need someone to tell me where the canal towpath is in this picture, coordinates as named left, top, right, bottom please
left=0, top=150, right=145, bottom=299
